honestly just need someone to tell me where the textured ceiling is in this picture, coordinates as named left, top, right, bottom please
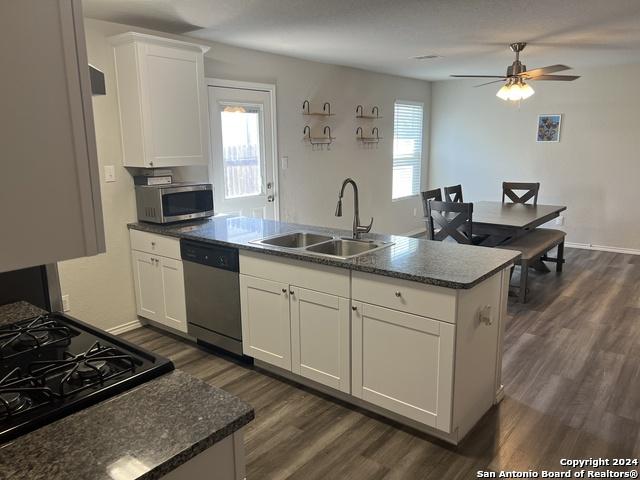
left=82, top=0, right=640, bottom=80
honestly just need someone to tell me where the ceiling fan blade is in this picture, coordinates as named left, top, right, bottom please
left=519, top=64, right=570, bottom=78
left=474, top=79, right=506, bottom=87
left=450, top=75, right=507, bottom=79
left=529, top=75, right=580, bottom=81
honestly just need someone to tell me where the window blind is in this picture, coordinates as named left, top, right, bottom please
left=392, top=101, right=424, bottom=199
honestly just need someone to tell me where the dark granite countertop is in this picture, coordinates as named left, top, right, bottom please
left=0, top=303, right=254, bottom=480
left=0, top=369, right=254, bottom=480
left=0, top=301, right=47, bottom=326
left=129, top=216, right=519, bottom=289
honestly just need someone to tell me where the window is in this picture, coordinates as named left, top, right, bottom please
left=392, top=101, right=424, bottom=200
left=219, top=103, right=264, bottom=199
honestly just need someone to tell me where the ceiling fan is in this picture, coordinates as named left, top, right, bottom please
left=451, top=42, right=580, bottom=101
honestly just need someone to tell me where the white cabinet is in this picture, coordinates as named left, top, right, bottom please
left=239, top=275, right=291, bottom=370
left=351, top=302, right=454, bottom=432
left=290, top=287, right=351, bottom=394
left=110, top=32, right=210, bottom=168
left=0, top=0, right=105, bottom=273
left=130, top=231, right=187, bottom=333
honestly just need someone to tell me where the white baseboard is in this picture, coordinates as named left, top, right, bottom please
left=107, top=318, right=146, bottom=335
left=565, top=242, right=640, bottom=256
left=402, top=227, right=427, bottom=238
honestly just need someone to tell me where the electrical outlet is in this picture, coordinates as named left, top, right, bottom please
left=281, top=156, right=288, bottom=170
left=62, top=294, right=71, bottom=312
left=104, top=165, right=116, bottom=183
left=555, top=215, right=565, bottom=226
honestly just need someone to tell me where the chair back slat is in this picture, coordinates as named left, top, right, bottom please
left=420, top=188, right=442, bottom=217
left=426, top=200, right=473, bottom=244
left=444, top=184, right=463, bottom=202
left=502, top=182, right=540, bottom=206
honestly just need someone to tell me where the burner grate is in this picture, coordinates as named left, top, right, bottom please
left=0, top=315, right=73, bottom=359
left=29, top=341, right=136, bottom=397
left=0, top=368, right=56, bottom=420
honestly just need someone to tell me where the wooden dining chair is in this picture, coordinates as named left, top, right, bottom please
left=420, top=188, right=442, bottom=216
left=426, top=200, right=474, bottom=244
left=502, top=182, right=540, bottom=206
left=444, top=184, right=463, bottom=202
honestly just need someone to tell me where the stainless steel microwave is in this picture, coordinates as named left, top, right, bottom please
left=135, top=183, right=214, bottom=224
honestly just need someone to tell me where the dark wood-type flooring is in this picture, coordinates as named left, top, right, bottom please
left=121, top=248, right=640, bottom=479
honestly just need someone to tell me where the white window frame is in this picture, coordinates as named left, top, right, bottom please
left=392, top=100, right=424, bottom=201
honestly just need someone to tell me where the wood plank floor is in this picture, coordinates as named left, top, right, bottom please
left=121, top=247, right=640, bottom=479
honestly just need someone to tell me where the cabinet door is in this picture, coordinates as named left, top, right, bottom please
left=0, top=0, right=104, bottom=273
left=352, top=302, right=454, bottom=432
left=131, top=251, right=163, bottom=322
left=239, top=275, right=291, bottom=370
left=159, top=257, right=188, bottom=333
left=139, top=42, right=208, bottom=167
left=290, top=287, right=350, bottom=393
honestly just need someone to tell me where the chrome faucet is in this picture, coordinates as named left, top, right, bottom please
left=335, top=178, right=373, bottom=239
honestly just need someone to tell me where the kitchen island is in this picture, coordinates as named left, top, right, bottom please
left=0, top=302, right=254, bottom=480
left=128, top=216, right=519, bottom=444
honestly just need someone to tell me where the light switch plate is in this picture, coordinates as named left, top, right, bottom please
left=104, top=165, right=116, bottom=183
left=61, top=294, right=71, bottom=312
left=281, top=156, right=288, bottom=170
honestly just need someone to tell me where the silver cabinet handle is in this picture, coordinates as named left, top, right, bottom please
left=395, top=291, right=402, bottom=297
left=151, top=241, right=156, bottom=247
left=281, top=288, right=287, bottom=294
left=289, top=289, right=294, bottom=295
left=267, top=195, right=275, bottom=203
left=352, top=305, right=357, bottom=311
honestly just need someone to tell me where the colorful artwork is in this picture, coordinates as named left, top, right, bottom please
left=537, top=114, right=562, bottom=142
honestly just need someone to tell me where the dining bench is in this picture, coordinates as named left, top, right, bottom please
left=500, top=228, right=566, bottom=302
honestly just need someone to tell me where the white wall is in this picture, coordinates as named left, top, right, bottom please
left=58, top=18, right=431, bottom=331
left=429, top=65, right=640, bottom=251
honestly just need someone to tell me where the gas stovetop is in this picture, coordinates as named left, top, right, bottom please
left=0, top=312, right=174, bottom=443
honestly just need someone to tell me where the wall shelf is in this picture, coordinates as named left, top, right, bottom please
left=356, top=105, right=382, bottom=119
left=304, top=125, right=335, bottom=150
left=356, top=127, right=382, bottom=145
left=302, top=100, right=334, bottom=117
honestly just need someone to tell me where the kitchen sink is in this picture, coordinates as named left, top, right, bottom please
left=252, top=232, right=333, bottom=248
left=304, top=238, right=392, bottom=259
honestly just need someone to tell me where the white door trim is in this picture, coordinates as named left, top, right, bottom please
left=205, top=78, right=279, bottom=220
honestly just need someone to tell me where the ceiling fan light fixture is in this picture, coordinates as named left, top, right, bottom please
left=496, top=78, right=534, bottom=102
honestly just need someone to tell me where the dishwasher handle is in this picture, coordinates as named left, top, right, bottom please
left=180, top=239, right=239, bottom=272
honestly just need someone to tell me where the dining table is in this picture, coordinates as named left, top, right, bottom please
left=470, top=201, right=567, bottom=247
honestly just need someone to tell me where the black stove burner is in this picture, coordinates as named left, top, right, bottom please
left=0, top=392, right=27, bottom=413
left=16, top=330, right=50, bottom=347
left=29, top=341, right=135, bottom=397
left=0, top=312, right=174, bottom=443
left=73, top=360, right=109, bottom=381
left=0, top=315, right=73, bottom=358
left=0, top=367, right=54, bottom=421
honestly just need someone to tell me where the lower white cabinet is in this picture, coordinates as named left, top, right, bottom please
left=290, top=287, right=351, bottom=394
left=239, top=275, right=291, bottom=370
left=130, top=232, right=187, bottom=333
left=351, top=302, right=454, bottom=432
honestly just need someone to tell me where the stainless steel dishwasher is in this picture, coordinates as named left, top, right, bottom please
left=180, top=239, right=243, bottom=356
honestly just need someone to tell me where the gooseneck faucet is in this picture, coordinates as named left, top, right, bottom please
left=335, top=178, right=374, bottom=239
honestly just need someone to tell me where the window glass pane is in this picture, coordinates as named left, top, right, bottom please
left=220, top=104, right=263, bottom=199
left=392, top=102, right=424, bottom=199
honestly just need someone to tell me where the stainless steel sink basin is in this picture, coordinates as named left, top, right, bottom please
left=252, top=232, right=333, bottom=248
left=305, top=238, right=393, bottom=259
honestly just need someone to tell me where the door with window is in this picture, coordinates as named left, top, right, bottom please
left=208, top=83, right=277, bottom=219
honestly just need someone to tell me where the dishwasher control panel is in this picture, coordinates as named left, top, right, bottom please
left=180, top=239, right=239, bottom=272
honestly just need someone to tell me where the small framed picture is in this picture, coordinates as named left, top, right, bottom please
left=537, top=114, right=562, bottom=142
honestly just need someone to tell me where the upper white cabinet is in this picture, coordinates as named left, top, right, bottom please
left=0, top=0, right=105, bottom=273
left=110, top=32, right=210, bottom=168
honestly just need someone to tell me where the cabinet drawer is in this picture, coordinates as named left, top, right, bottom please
left=130, top=229, right=181, bottom=260
left=352, top=271, right=456, bottom=323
